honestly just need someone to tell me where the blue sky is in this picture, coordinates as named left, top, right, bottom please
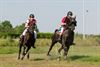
left=0, top=0, right=100, bottom=34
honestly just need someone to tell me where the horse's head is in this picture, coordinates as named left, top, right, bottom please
left=25, top=26, right=35, bottom=40
left=68, top=15, right=77, bottom=31
left=28, top=25, right=35, bottom=33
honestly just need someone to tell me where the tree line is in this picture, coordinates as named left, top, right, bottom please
left=0, top=20, right=29, bottom=38
left=0, top=20, right=100, bottom=39
left=0, top=20, right=52, bottom=38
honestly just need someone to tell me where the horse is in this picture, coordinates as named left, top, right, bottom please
left=47, top=17, right=77, bottom=59
left=18, top=26, right=36, bottom=60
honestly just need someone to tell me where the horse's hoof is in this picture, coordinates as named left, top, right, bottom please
left=18, top=57, right=20, bottom=60
left=21, top=57, right=24, bottom=60
left=64, top=56, right=67, bottom=60
left=21, top=58, right=23, bottom=60
left=32, top=46, right=36, bottom=48
left=57, top=57, right=61, bottom=61
left=47, top=54, right=51, bottom=56
left=72, top=43, right=76, bottom=45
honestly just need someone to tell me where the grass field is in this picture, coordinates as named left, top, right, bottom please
left=0, top=45, right=100, bottom=67
left=0, top=38, right=100, bottom=67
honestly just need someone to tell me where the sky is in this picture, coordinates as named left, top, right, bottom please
left=0, top=0, right=100, bottom=34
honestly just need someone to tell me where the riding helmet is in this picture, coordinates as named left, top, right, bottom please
left=67, top=11, right=73, bottom=16
left=29, top=14, right=34, bottom=18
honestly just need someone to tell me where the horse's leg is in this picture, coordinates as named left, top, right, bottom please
left=47, top=41, right=57, bottom=56
left=22, top=46, right=26, bottom=56
left=61, top=34, right=70, bottom=60
left=20, top=46, right=26, bottom=60
left=63, top=46, right=70, bottom=60
left=58, top=45, right=63, bottom=55
left=18, top=43, right=23, bottom=60
left=56, top=45, right=64, bottom=61
left=21, top=46, right=31, bottom=60
left=27, top=52, right=30, bottom=59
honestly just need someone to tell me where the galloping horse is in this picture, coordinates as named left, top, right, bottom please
left=18, top=26, right=36, bottom=60
left=47, top=17, right=77, bottom=59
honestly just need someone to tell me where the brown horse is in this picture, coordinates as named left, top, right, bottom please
left=18, top=27, right=36, bottom=60
left=47, top=17, right=77, bottom=59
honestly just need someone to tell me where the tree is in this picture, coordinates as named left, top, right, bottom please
left=2, top=20, right=12, bottom=28
left=0, top=20, right=15, bottom=38
left=14, top=23, right=25, bottom=34
left=0, top=20, right=13, bottom=33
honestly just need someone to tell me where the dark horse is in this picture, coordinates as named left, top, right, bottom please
left=47, top=17, right=77, bottom=59
left=18, top=26, right=36, bottom=60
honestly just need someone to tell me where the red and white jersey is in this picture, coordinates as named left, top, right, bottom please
left=25, top=18, right=36, bottom=28
left=61, top=16, right=70, bottom=26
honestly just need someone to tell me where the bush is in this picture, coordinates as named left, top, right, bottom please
left=37, top=32, right=53, bottom=39
left=0, top=38, right=18, bottom=46
left=0, top=32, right=54, bottom=39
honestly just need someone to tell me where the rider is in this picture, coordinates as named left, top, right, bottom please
left=21, top=14, right=38, bottom=47
left=58, top=11, right=73, bottom=40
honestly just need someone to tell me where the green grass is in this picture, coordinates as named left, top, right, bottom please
left=0, top=46, right=100, bottom=67
left=0, top=46, right=48, bottom=54
left=0, top=38, right=100, bottom=67
left=0, top=45, right=100, bottom=62
left=0, top=46, right=18, bottom=54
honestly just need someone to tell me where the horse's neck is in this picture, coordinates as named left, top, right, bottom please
left=64, top=25, right=69, bottom=30
left=65, top=28, right=73, bottom=33
left=27, top=27, right=34, bottom=35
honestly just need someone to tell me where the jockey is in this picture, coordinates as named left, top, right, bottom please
left=21, top=14, right=37, bottom=40
left=58, top=11, right=73, bottom=40
left=20, top=14, right=37, bottom=48
left=21, top=14, right=37, bottom=39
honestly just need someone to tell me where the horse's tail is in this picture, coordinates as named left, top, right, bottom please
left=55, top=29, right=58, bottom=33
left=51, top=29, right=58, bottom=40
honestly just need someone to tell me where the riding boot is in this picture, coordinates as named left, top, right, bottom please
left=32, top=39, right=36, bottom=48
